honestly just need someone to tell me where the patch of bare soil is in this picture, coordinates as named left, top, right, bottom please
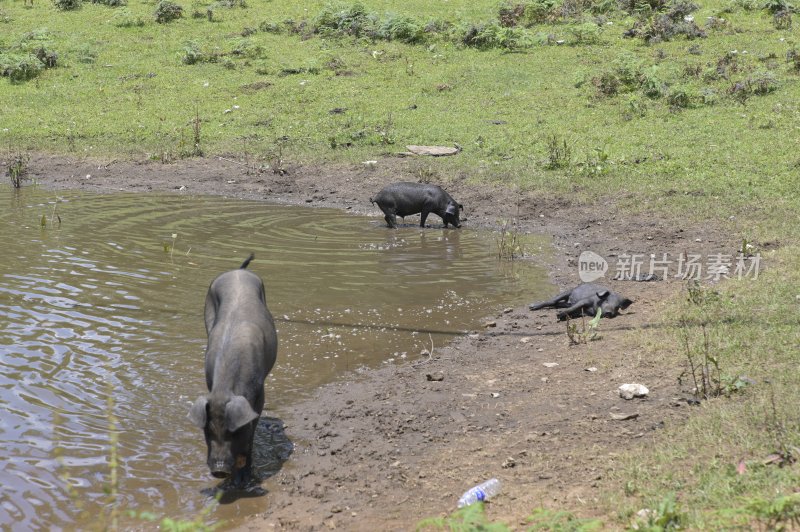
left=22, top=153, right=738, bottom=530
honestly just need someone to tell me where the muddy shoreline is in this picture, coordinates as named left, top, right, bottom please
left=24, top=153, right=736, bottom=530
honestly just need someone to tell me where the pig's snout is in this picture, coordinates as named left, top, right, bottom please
left=209, top=459, right=232, bottom=478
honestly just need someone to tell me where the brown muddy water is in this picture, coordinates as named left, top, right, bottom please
left=0, top=186, right=550, bottom=530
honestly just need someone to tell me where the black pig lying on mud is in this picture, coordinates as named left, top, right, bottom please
left=371, top=182, right=464, bottom=229
left=529, top=283, right=633, bottom=321
left=188, top=254, right=277, bottom=487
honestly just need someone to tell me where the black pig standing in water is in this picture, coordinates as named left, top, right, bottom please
left=529, top=283, right=633, bottom=321
left=371, top=182, right=464, bottom=229
left=188, top=254, right=277, bottom=487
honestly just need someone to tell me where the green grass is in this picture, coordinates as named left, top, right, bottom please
left=3, top=0, right=800, bottom=529
left=608, top=244, right=800, bottom=529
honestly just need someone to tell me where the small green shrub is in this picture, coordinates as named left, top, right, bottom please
left=762, top=0, right=794, bottom=14
left=498, top=0, right=559, bottom=26
left=111, top=8, right=145, bottom=27
left=0, top=53, right=43, bottom=81
left=213, top=0, right=246, bottom=8
left=378, top=13, right=424, bottom=43
left=640, top=65, right=667, bottom=97
left=154, top=0, right=183, bottom=23
left=594, top=71, right=620, bottom=95
left=75, top=44, right=98, bottom=64
left=91, top=0, right=126, bottom=6
left=544, top=133, right=572, bottom=169
left=624, top=0, right=707, bottom=43
left=230, top=38, right=263, bottom=58
left=53, top=0, right=82, bottom=10
left=667, top=85, right=693, bottom=108
left=568, top=22, right=602, bottom=44
left=460, top=21, right=527, bottom=50
left=313, top=2, right=378, bottom=38
left=259, top=20, right=282, bottom=33
left=181, top=40, right=204, bottom=64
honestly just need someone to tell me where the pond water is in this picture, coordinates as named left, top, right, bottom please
left=0, top=186, right=550, bottom=530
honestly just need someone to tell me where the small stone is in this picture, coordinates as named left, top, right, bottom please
left=426, top=372, right=444, bottom=382
left=619, top=383, right=649, bottom=400
left=503, top=307, right=513, bottom=314
left=490, top=392, right=500, bottom=398
left=585, top=367, right=598, bottom=372
left=520, top=337, right=532, bottom=344
left=610, top=412, right=639, bottom=421
left=543, top=362, right=559, bottom=368
left=502, top=457, right=516, bottom=468
left=541, top=377, right=549, bottom=383
left=484, top=321, right=497, bottom=328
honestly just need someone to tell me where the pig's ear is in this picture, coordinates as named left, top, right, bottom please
left=596, top=290, right=610, bottom=300
left=445, top=203, right=457, bottom=215
left=225, top=396, right=259, bottom=432
left=620, top=298, right=633, bottom=309
left=188, top=396, right=208, bottom=428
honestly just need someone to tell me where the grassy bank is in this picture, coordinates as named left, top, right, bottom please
left=2, top=0, right=800, bottom=236
left=3, top=0, right=799, bottom=529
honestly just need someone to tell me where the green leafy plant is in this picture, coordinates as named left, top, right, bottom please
left=526, top=507, right=604, bottom=530
left=566, top=309, right=602, bottom=345
left=53, top=0, right=82, bottom=10
left=417, top=502, right=510, bottom=531
left=631, top=494, right=687, bottom=530
left=544, top=134, right=572, bottom=169
left=378, top=13, right=424, bottom=43
left=746, top=494, right=800, bottom=530
left=154, top=0, right=183, bottom=23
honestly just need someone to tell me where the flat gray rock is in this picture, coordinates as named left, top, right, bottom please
left=405, top=145, right=460, bottom=156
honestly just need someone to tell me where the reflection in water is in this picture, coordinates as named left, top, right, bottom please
left=0, top=187, right=550, bottom=530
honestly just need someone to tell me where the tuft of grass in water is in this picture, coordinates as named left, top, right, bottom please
left=496, top=217, right=526, bottom=260
left=6, top=151, right=30, bottom=187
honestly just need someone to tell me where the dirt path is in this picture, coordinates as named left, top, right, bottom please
left=23, top=153, right=737, bottom=530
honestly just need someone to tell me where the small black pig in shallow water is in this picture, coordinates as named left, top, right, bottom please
left=188, top=254, right=277, bottom=486
left=529, top=283, right=633, bottom=321
left=371, top=182, right=463, bottom=229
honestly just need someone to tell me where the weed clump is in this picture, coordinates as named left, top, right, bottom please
left=154, top=0, right=183, bottom=23
left=4, top=53, right=42, bottom=82
left=53, top=0, right=82, bottom=10
left=6, top=153, right=30, bottom=188
left=460, top=21, right=528, bottom=50
left=498, top=0, right=559, bottom=26
left=111, top=9, right=145, bottom=27
left=377, top=13, right=424, bottom=43
left=624, top=0, right=706, bottom=43
left=1, top=31, right=60, bottom=82
left=313, top=2, right=378, bottom=38
left=544, top=133, right=572, bottom=169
